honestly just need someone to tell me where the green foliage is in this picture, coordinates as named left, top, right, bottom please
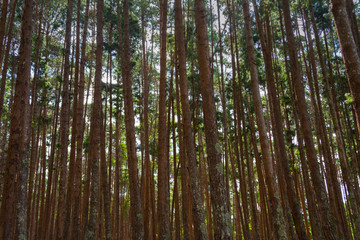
left=345, top=93, right=354, bottom=105
left=83, top=135, right=90, bottom=153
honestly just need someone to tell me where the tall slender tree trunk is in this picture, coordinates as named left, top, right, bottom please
left=280, top=0, right=341, bottom=239
left=100, top=109, right=112, bottom=240
left=171, top=103, right=181, bottom=240
left=252, top=2, right=308, bottom=239
left=0, top=0, right=33, bottom=239
left=330, top=0, right=360, bottom=151
left=0, top=0, right=9, bottom=69
left=141, top=5, right=153, bottom=240
left=56, top=0, right=73, bottom=238
left=217, top=0, right=231, bottom=216
left=38, top=24, right=51, bottom=240
left=174, top=0, right=209, bottom=238
left=157, top=0, right=171, bottom=238
left=175, top=63, right=191, bottom=240
left=85, top=0, right=104, bottom=238
left=64, top=0, right=82, bottom=237
left=241, top=0, right=287, bottom=239
left=27, top=4, right=44, bottom=229
left=122, top=0, right=144, bottom=238
left=72, top=0, right=90, bottom=239
left=0, top=0, right=17, bottom=125
left=194, top=0, right=232, bottom=238
left=81, top=59, right=94, bottom=240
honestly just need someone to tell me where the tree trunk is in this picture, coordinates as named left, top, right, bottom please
left=157, top=0, right=171, bottom=238
left=330, top=0, right=360, bottom=157
left=253, top=2, right=308, bottom=239
left=56, top=0, right=73, bottom=238
left=241, top=0, right=287, bottom=239
left=0, top=0, right=33, bottom=238
left=72, top=0, right=90, bottom=238
left=64, top=0, right=82, bottom=236
left=84, top=0, right=104, bottom=238
left=175, top=63, right=191, bottom=240
left=194, top=0, right=232, bottom=238
left=122, top=0, right=144, bottom=238
left=0, top=0, right=17, bottom=125
left=175, top=0, right=209, bottom=238
left=0, top=0, right=9, bottom=70
left=280, top=0, right=341, bottom=239
left=100, top=109, right=113, bottom=240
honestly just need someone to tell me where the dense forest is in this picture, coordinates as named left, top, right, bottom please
left=0, top=0, right=359, bottom=239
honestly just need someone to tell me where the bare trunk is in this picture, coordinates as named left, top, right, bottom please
left=175, top=0, right=209, bottom=238
left=281, top=0, right=341, bottom=239
left=194, top=0, right=232, bottom=238
left=0, top=0, right=16, bottom=124
left=84, top=0, right=104, bottom=238
left=56, top=0, right=73, bottom=238
left=122, top=0, right=144, bottom=238
left=157, top=0, right=171, bottom=238
left=331, top=0, right=360, bottom=165
left=175, top=64, right=191, bottom=240
left=241, top=0, right=287, bottom=239
left=72, top=0, right=90, bottom=238
left=0, top=0, right=33, bottom=238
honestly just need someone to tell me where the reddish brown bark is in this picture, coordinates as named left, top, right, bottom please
left=56, top=0, right=73, bottom=238
left=157, top=0, right=171, bottom=238
left=0, top=0, right=16, bottom=124
left=175, top=63, right=191, bottom=240
left=281, top=0, right=341, bottom=239
left=0, top=0, right=33, bottom=238
left=241, top=0, right=287, bottom=239
left=64, top=0, right=82, bottom=236
left=194, top=0, right=232, bottom=238
left=174, top=0, right=209, bottom=238
left=72, top=0, right=90, bottom=238
left=331, top=0, right=360, bottom=157
left=0, top=0, right=9, bottom=70
left=122, top=0, right=144, bottom=238
left=252, top=2, right=308, bottom=239
left=84, top=0, right=105, bottom=238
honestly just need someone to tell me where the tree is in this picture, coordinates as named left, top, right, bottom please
left=56, top=0, right=73, bottom=238
left=194, top=0, right=232, bottom=238
left=72, top=0, right=91, bottom=238
left=331, top=0, right=360, bottom=140
left=281, top=0, right=342, bottom=239
left=0, top=0, right=33, bottom=239
left=0, top=0, right=359, bottom=239
left=252, top=1, right=307, bottom=239
left=157, top=0, right=171, bottom=238
left=175, top=0, right=208, bottom=238
left=122, top=0, right=144, bottom=238
left=241, top=0, right=287, bottom=238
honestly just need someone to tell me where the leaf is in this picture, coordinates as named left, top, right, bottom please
left=345, top=93, right=354, bottom=104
